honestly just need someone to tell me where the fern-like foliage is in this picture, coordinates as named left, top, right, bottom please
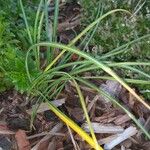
left=0, top=16, right=39, bottom=93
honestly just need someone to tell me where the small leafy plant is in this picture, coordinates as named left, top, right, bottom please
left=0, top=18, right=39, bottom=93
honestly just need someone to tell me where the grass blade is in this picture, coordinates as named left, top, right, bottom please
left=27, top=42, right=150, bottom=110
left=37, top=91, right=103, bottom=150
left=19, top=0, right=33, bottom=44
left=34, top=0, right=43, bottom=43
left=34, top=0, right=43, bottom=69
left=100, top=34, right=150, bottom=59
left=53, top=0, right=59, bottom=42
left=83, top=76, right=150, bottom=85
left=44, top=0, right=53, bottom=63
left=58, top=72, right=100, bottom=149
left=44, top=9, right=131, bottom=71
left=76, top=78, right=150, bottom=139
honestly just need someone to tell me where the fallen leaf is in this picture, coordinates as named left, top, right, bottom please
left=15, top=129, right=30, bottom=150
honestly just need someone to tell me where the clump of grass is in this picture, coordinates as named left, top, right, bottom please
left=20, top=0, right=150, bottom=148
left=1, top=0, right=150, bottom=149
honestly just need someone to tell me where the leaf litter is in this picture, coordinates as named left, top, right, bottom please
left=0, top=73, right=149, bottom=149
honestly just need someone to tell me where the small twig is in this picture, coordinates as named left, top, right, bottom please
left=27, top=132, right=65, bottom=140
left=31, top=123, right=63, bottom=150
left=67, top=125, right=80, bottom=150
left=0, top=130, right=15, bottom=135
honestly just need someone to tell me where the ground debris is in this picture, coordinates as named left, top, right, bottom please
left=114, top=114, right=131, bottom=125
left=104, top=126, right=137, bottom=150
left=15, top=130, right=30, bottom=150
left=0, top=135, right=12, bottom=150
left=100, top=80, right=122, bottom=103
left=7, top=118, right=30, bottom=131
left=26, top=99, right=66, bottom=115
left=66, top=107, right=84, bottom=123
left=82, top=122, right=124, bottom=134
left=0, top=124, right=15, bottom=135
left=31, top=123, right=63, bottom=150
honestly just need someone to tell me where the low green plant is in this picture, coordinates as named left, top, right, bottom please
left=25, top=3, right=150, bottom=149
left=79, top=0, right=150, bottom=57
left=79, top=0, right=150, bottom=99
left=0, top=1, right=41, bottom=93
left=0, top=16, right=39, bottom=93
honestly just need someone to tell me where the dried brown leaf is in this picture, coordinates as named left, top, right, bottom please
left=15, top=129, right=30, bottom=150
